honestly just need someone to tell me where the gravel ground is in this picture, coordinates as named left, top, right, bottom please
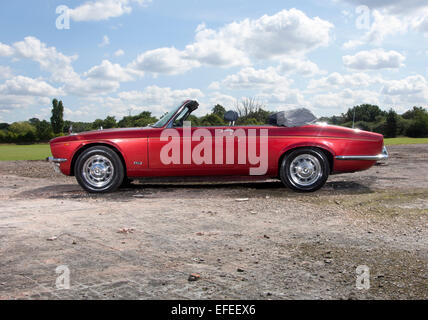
left=0, top=144, right=427, bottom=300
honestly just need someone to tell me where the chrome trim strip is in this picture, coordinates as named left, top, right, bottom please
left=46, top=156, right=67, bottom=163
left=335, top=146, right=389, bottom=161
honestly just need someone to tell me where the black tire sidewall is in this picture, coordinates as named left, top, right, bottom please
left=280, top=148, right=329, bottom=192
left=75, top=146, right=124, bottom=193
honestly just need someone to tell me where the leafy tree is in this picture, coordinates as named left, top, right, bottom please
left=103, top=116, right=117, bottom=129
left=406, top=107, right=428, bottom=137
left=50, top=99, right=64, bottom=134
left=118, top=111, right=157, bottom=128
left=35, top=120, right=54, bottom=141
left=199, top=113, right=225, bottom=126
left=92, top=119, right=104, bottom=130
left=402, top=106, right=426, bottom=120
left=212, top=104, right=226, bottom=119
left=385, top=109, right=398, bottom=138
left=344, top=104, right=386, bottom=123
left=8, top=121, right=37, bottom=143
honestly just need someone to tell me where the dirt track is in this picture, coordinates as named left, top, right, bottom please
left=0, top=144, right=427, bottom=300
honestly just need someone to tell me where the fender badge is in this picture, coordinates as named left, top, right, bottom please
left=134, top=161, right=143, bottom=165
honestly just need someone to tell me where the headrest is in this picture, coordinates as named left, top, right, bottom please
left=224, top=110, right=238, bottom=122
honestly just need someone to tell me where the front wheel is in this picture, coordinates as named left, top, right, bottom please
left=75, top=146, right=124, bottom=193
left=280, top=148, right=329, bottom=192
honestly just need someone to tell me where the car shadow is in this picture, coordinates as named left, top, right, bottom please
left=16, top=177, right=374, bottom=202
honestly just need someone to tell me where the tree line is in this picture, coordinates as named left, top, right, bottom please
left=1, top=98, right=427, bottom=143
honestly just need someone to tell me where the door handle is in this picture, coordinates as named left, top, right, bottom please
left=223, top=129, right=234, bottom=134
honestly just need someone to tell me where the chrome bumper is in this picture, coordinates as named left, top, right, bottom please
left=335, top=146, right=389, bottom=161
left=46, top=157, right=67, bottom=163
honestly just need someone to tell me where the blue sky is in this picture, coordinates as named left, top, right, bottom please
left=0, top=0, right=427, bottom=123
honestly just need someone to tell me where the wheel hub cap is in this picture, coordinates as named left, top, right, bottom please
left=82, top=155, right=114, bottom=188
left=290, top=154, right=322, bottom=187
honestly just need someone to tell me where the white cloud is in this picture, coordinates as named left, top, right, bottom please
left=114, top=49, right=125, bottom=57
left=69, top=0, right=151, bottom=22
left=381, top=75, right=427, bottom=95
left=0, top=42, right=14, bottom=57
left=308, top=72, right=382, bottom=90
left=342, top=0, right=428, bottom=14
left=85, top=59, right=141, bottom=82
left=0, top=76, right=63, bottom=97
left=381, top=75, right=428, bottom=107
left=12, top=36, right=78, bottom=83
left=96, top=86, right=205, bottom=117
left=0, top=66, right=13, bottom=79
left=130, top=9, right=333, bottom=75
left=341, top=1, right=428, bottom=48
left=98, top=35, right=110, bottom=47
left=130, top=47, right=200, bottom=75
left=343, top=49, right=405, bottom=70
left=277, top=57, right=325, bottom=77
left=312, top=89, right=380, bottom=111
left=210, top=67, right=292, bottom=90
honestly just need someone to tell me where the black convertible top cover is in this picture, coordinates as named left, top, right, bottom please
left=269, top=108, right=317, bottom=127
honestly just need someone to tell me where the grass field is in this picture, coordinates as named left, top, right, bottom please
left=0, top=144, right=51, bottom=161
left=384, top=137, right=428, bottom=145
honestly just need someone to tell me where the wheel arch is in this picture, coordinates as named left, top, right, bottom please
left=277, top=145, right=334, bottom=176
left=70, top=143, right=127, bottom=177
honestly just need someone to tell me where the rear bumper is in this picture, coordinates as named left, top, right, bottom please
left=335, top=146, right=389, bottom=161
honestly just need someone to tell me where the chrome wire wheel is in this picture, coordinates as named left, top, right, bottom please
left=289, top=154, right=322, bottom=187
left=81, top=155, right=115, bottom=188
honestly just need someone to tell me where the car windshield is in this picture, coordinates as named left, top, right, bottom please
left=152, top=103, right=185, bottom=128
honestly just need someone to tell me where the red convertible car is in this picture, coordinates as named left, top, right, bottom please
left=48, top=100, right=388, bottom=193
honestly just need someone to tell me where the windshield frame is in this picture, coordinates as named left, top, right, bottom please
left=151, top=101, right=188, bottom=128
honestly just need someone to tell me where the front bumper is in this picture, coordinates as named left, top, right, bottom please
left=335, top=146, right=389, bottom=161
left=46, top=157, right=68, bottom=163
left=46, top=157, right=68, bottom=173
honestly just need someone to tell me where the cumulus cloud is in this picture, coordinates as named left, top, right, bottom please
left=130, top=9, right=333, bottom=75
left=130, top=47, right=201, bottom=75
left=381, top=75, right=427, bottom=95
left=0, top=42, right=14, bottom=57
left=12, top=36, right=78, bottom=83
left=341, top=1, right=428, bottom=48
left=277, top=57, right=325, bottom=77
left=0, top=66, right=13, bottom=80
left=210, top=67, right=293, bottom=90
left=342, top=0, right=428, bottom=14
left=0, top=76, right=63, bottom=97
left=69, top=0, right=151, bottom=22
left=343, top=49, right=405, bottom=70
left=85, top=59, right=140, bottom=82
left=308, top=72, right=382, bottom=90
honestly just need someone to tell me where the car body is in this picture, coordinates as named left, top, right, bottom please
left=48, top=100, right=388, bottom=193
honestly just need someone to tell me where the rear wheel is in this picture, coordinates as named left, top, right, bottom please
left=280, top=148, right=329, bottom=192
left=75, top=146, right=124, bottom=193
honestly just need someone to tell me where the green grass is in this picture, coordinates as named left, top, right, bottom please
left=384, top=137, right=428, bottom=145
left=0, top=144, right=52, bottom=161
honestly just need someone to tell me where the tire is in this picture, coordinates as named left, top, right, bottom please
left=280, top=148, right=329, bottom=192
left=75, top=146, right=124, bottom=193
left=120, top=178, right=134, bottom=188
